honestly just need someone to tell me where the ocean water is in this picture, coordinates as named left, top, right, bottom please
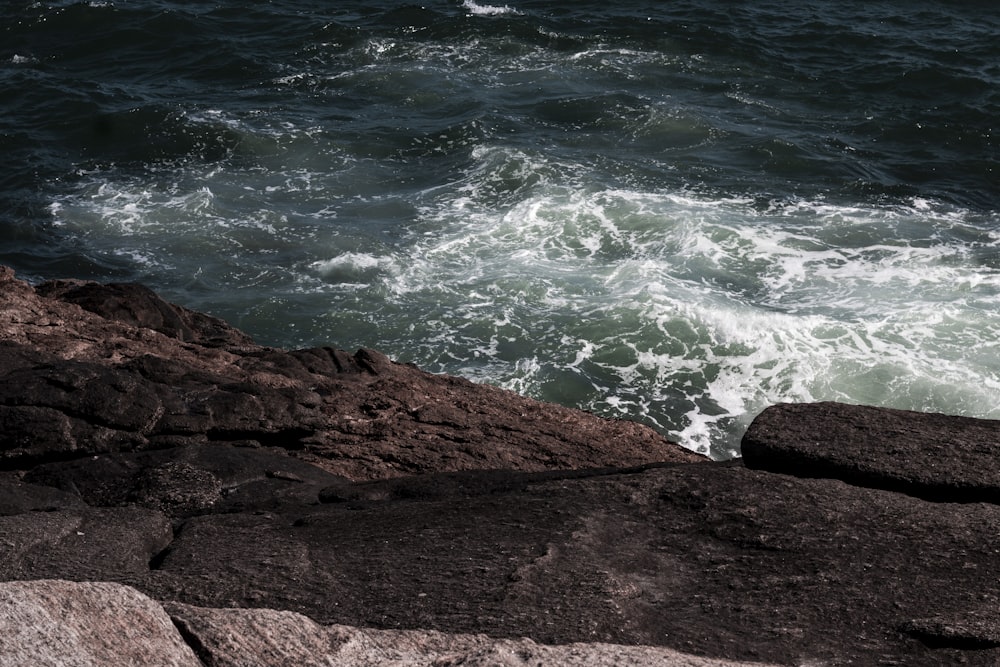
left=2, top=0, right=998, bottom=458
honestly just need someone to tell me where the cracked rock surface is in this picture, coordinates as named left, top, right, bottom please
left=2, top=266, right=1000, bottom=666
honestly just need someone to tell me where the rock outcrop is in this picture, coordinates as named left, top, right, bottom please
left=0, top=580, right=773, bottom=667
left=0, top=579, right=201, bottom=667
left=2, top=266, right=1000, bottom=666
left=0, top=266, right=700, bottom=481
left=742, top=400, right=1000, bottom=503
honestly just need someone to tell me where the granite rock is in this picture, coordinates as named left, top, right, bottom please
left=0, top=579, right=200, bottom=667
left=165, top=600, right=778, bottom=667
left=0, top=579, right=777, bottom=667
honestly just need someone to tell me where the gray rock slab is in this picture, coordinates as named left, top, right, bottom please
left=0, top=577, right=781, bottom=667
left=0, top=579, right=201, bottom=667
left=166, top=601, right=779, bottom=667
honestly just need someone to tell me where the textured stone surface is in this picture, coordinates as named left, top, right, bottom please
left=4, top=459, right=997, bottom=665
left=135, top=462, right=999, bottom=666
left=900, top=612, right=1000, bottom=650
left=166, top=601, right=778, bottom=667
left=0, top=505, right=172, bottom=581
left=741, top=401, right=1000, bottom=502
left=0, top=471, right=86, bottom=515
left=20, top=442, right=349, bottom=517
left=3, top=267, right=1000, bottom=666
left=0, top=579, right=778, bottom=667
left=0, top=580, right=200, bottom=667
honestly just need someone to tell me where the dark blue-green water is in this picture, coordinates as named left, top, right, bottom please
left=3, top=0, right=999, bottom=457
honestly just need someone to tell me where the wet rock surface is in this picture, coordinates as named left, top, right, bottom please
left=2, top=266, right=999, bottom=666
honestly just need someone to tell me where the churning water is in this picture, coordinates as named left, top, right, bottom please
left=3, top=0, right=999, bottom=456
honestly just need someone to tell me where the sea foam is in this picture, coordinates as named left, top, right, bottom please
left=15, top=0, right=999, bottom=458
left=462, top=0, right=520, bottom=17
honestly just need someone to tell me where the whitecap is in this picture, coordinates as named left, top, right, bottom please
left=311, top=253, right=395, bottom=284
left=462, top=0, right=520, bottom=17
left=390, top=184, right=1000, bottom=456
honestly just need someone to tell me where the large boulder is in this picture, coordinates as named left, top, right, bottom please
left=741, top=401, right=1000, bottom=502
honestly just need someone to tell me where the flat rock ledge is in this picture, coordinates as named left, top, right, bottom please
left=2, top=266, right=1000, bottom=666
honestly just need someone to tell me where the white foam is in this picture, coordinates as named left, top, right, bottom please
left=43, top=103, right=1000, bottom=458
left=569, top=47, right=646, bottom=61
left=394, top=178, right=1000, bottom=456
left=310, top=253, right=395, bottom=284
left=462, top=0, right=520, bottom=16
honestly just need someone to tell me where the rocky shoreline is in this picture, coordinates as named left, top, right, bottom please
left=2, top=266, right=999, bottom=666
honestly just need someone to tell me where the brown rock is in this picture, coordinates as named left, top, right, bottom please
left=133, top=462, right=1000, bottom=666
left=0, top=471, right=86, bottom=515
left=35, top=279, right=253, bottom=347
left=21, top=442, right=349, bottom=517
left=5, top=267, right=1000, bottom=666
left=0, top=266, right=701, bottom=477
left=901, top=612, right=1000, bottom=650
left=0, top=506, right=171, bottom=580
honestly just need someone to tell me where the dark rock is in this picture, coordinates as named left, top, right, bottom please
left=35, top=279, right=254, bottom=348
left=5, top=266, right=1000, bottom=666
left=0, top=506, right=171, bottom=580
left=742, top=401, right=1000, bottom=502
left=22, top=455, right=136, bottom=506
left=132, top=462, right=1000, bottom=666
left=901, top=612, right=1000, bottom=649
left=129, top=462, right=223, bottom=516
left=9, top=458, right=999, bottom=664
left=317, top=462, right=677, bottom=505
left=0, top=472, right=86, bottom=515
left=22, top=443, right=350, bottom=517
left=0, top=266, right=700, bottom=476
